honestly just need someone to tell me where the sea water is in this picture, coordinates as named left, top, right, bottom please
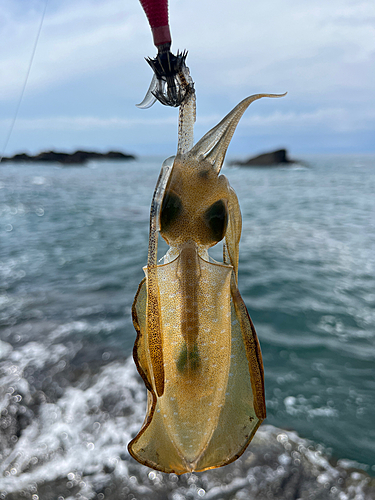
left=0, top=154, right=374, bottom=498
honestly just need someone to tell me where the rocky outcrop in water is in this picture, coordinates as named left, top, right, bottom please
left=1, top=150, right=136, bottom=165
left=230, top=148, right=297, bottom=167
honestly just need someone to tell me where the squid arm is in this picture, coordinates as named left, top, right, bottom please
left=145, top=155, right=175, bottom=397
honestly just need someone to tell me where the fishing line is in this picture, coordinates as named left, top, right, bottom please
left=0, top=0, right=49, bottom=163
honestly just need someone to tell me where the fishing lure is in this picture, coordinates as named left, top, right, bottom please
left=128, top=81, right=285, bottom=474
left=137, top=0, right=191, bottom=108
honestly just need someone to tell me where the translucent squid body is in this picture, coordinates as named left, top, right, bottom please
left=128, top=78, right=285, bottom=473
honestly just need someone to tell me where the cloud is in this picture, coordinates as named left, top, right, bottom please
left=240, top=107, right=375, bottom=133
left=173, top=0, right=375, bottom=94
left=0, top=0, right=147, bottom=98
left=1, top=0, right=374, bottom=153
left=2, top=0, right=374, bottom=98
left=3, top=106, right=373, bottom=134
left=0, top=115, right=176, bottom=130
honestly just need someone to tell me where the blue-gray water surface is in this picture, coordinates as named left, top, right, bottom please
left=0, top=154, right=374, bottom=494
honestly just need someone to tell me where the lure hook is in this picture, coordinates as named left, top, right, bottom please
left=137, top=48, right=192, bottom=108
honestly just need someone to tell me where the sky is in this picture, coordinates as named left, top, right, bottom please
left=1, top=0, right=374, bottom=157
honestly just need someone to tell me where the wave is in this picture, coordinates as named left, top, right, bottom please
left=0, top=349, right=373, bottom=499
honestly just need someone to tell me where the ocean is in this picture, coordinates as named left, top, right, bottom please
left=0, top=154, right=374, bottom=499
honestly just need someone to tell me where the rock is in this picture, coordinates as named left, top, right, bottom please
left=1, top=150, right=136, bottom=165
left=230, top=148, right=296, bottom=167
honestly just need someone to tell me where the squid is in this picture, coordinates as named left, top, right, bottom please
left=128, top=74, right=285, bottom=473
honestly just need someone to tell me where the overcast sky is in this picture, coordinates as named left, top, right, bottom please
left=1, top=0, right=374, bottom=157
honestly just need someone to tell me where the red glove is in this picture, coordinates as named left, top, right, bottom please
left=139, top=0, right=172, bottom=47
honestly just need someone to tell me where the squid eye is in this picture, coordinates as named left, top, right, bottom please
left=160, top=191, right=183, bottom=231
left=204, top=199, right=228, bottom=242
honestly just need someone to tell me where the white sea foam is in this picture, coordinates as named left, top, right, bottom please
left=0, top=340, right=12, bottom=360
left=0, top=354, right=373, bottom=499
left=0, top=359, right=144, bottom=494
